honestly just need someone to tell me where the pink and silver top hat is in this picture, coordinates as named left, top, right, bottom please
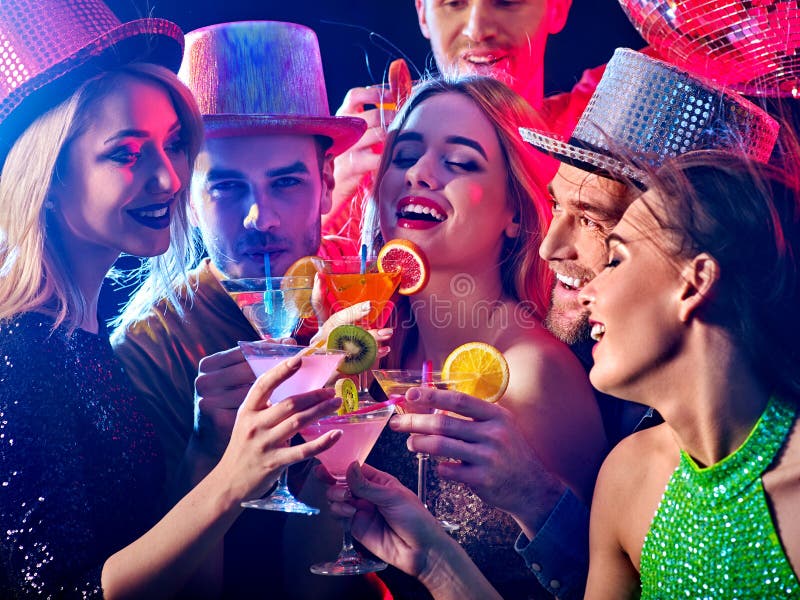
left=0, top=0, right=183, bottom=163
left=520, top=48, right=779, bottom=187
left=618, top=0, right=800, bottom=97
left=178, top=21, right=367, bottom=156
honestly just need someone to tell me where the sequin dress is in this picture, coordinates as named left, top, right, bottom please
left=640, top=396, right=800, bottom=598
left=369, top=428, right=544, bottom=600
left=0, top=313, right=163, bottom=598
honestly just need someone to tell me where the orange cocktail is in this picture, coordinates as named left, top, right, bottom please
left=312, top=257, right=400, bottom=328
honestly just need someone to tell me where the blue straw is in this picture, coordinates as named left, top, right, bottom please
left=360, top=244, right=368, bottom=275
left=263, top=254, right=274, bottom=315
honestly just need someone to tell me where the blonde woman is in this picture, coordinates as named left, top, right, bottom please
left=0, top=2, right=341, bottom=597
left=360, top=76, right=606, bottom=598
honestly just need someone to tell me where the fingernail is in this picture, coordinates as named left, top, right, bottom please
left=388, top=415, right=400, bottom=429
left=356, top=301, right=371, bottom=313
left=329, top=429, right=343, bottom=442
left=377, top=328, right=393, bottom=337
left=407, top=387, right=421, bottom=402
left=285, top=356, right=301, bottom=369
left=378, top=346, right=391, bottom=357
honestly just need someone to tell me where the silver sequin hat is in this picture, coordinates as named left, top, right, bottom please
left=0, top=0, right=183, bottom=163
left=520, top=48, right=779, bottom=187
left=179, top=21, right=367, bottom=156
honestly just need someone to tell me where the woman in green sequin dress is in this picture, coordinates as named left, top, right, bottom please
left=580, top=150, right=800, bottom=598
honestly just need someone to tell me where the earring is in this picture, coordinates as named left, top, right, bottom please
left=43, top=198, right=55, bottom=211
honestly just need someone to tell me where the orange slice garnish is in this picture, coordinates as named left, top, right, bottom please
left=442, top=342, right=509, bottom=403
left=281, top=256, right=317, bottom=318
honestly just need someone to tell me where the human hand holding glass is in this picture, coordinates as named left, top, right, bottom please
left=215, top=356, right=344, bottom=511
left=237, top=341, right=345, bottom=514
left=299, top=401, right=396, bottom=575
left=372, top=368, right=474, bottom=533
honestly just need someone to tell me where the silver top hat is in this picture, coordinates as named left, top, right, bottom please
left=520, top=48, right=779, bottom=187
left=178, top=21, right=366, bottom=156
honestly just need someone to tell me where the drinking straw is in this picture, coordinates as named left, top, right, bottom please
left=263, top=253, right=274, bottom=315
left=421, top=360, right=434, bottom=387
left=360, top=243, right=368, bottom=275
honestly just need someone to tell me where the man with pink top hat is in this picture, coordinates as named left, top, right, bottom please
left=323, top=0, right=606, bottom=241
left=348, top=48, right=780, bottom=600
left=111, top=21, right=388, bottom=599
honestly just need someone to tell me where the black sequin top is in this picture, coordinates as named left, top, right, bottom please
left=369, top=428, right=544, bottom=600
left=0, top=313, right=163, bottom=598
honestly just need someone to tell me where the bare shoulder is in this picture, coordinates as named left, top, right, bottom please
left=599, top=424, right=675, bottom=489
left=595, top=423, right=678, bottom=565
left=498, top=320, right=593, bottom=400
left=495, top=321, right=607, bottom=500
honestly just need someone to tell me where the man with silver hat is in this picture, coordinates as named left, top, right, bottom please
left=380, top=47, right=779, bottom=599
left=111, top=21, right=385, bottom=599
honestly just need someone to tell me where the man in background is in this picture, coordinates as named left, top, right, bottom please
left=324, top=0, right=603, bottom=238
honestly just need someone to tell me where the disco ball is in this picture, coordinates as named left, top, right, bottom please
left=618, top=0, right=800, bottom=97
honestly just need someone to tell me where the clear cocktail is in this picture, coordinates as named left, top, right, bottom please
left=372, top=369, right=477, bottom=532
left=300, top=402, right=396, bottom=575
left=220, top=275, right=314, bottom=339
left=238, top=341, right=345, bottom=514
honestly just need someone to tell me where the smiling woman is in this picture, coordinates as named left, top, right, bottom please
left=580, top=149, right=800, bottom=598
left=360, top=75, right=606, bottom=598
left=0, top=61, right=203, bottom=333
left=0, top=1, right=347, bottom=598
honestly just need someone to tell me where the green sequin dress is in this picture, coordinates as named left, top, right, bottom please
left=640, top=396, right=800, bottom=598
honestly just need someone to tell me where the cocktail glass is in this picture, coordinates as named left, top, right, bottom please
left=238, top=341, right=345, bottom=514
left=310, top=257, right=400, bottom=330
left=220, top=276, right=314, bottom=340
left=300, top=401, right=396, bottom=575
left=372, top=369, right=475, bottom=533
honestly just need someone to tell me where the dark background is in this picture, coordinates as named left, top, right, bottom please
left=101, top=0, right=645, bottom=320
left=107, top=0, right=645, bottom=110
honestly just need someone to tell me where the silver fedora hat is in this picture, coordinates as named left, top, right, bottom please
left=520, top=48, right=779, bottom=187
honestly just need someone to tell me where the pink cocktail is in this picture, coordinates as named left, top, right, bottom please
left=300, top=402, right=395, bottom=575
left=238, top=341, right=345, bottom=514
left=301, top=407, right=394, bottom=482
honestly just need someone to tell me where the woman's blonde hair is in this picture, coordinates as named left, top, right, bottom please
left=0, top=62, right=203, bottom=333
left=363, top=75, right=553, bottom=313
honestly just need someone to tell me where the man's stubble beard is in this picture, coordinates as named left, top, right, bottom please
left=544, top=288, right=591, bottom=345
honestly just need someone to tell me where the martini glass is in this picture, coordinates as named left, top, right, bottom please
left=310, top=257, right=400, bottom=330
left=238, top=341, right=345, bottom=514
left=220, top=275, right=314, bottom=339
left=312, top=256, right=401, bottom=396
left=300, top=401, right=396, bottom=575
left=372, top=369, right=473, bottom=533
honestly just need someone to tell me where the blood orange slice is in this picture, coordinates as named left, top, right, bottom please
left=377, top=238, right=430, bottom=295
left=388, top=58, right=413, bottom=110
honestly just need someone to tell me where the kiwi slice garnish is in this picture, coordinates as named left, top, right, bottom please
left=327, top=324, right=377, bottom=375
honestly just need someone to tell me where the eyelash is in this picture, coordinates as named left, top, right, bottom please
left=390, top=152, right=480, bottom=173
left=106, top=137, right=186, bottom=166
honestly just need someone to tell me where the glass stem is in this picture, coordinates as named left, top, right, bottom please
left=274, top=467, right=290, bottom=493
left=357, top=371, right=367, bottom=394
left=417, top=452, right=429, bottom=509
left=337, top=484, right=361, bottom=562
